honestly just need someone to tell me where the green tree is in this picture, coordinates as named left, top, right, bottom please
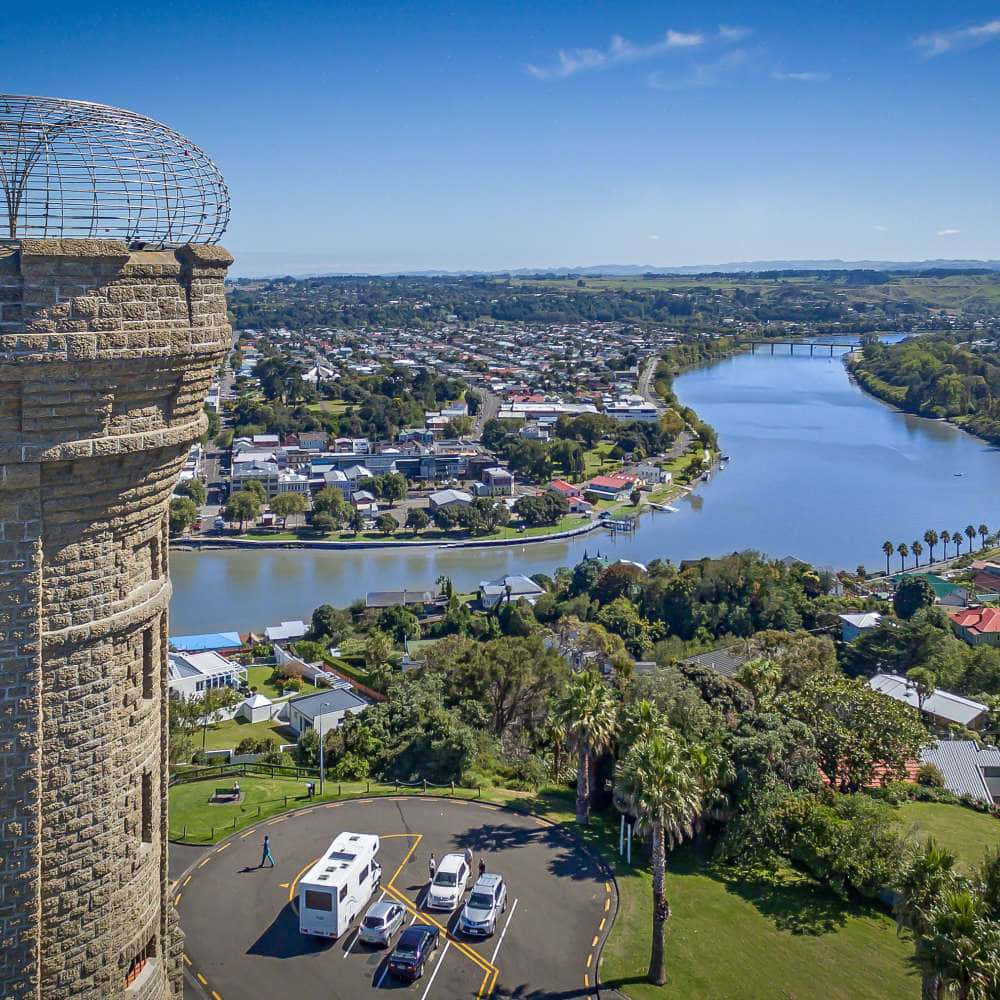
left=912, top=540, right=923, bottom=567
left=953, top=529, right=964, bottom=556
left=378, top=472, right=408, bottom=502
left=270, top=491, right=307, bottom=529
left=175, top=478, right=207, bottom=506
left=405, top=508, right=430, bottom=533
left=629, top=488, right=642, bottom=506
left=894, top=575, right=936, bottom=620
left=915, top=890, right=998, bottom=1000
left=168, top=497, right=198, bottom=536
left=311, top=511, right=336, bottom=534
left=883, top=541, right=895, bottom=576
left=307, top=604, right=351, bottom=644
left=223, top=490, right=260, bottom=531
left=313, top=486, right=351, bottom=525
left=980, top=524, right=990, bottom=550
left=966, top=525, right=977, bottom=552
left=348, top=507, right=365, bottom=534
left=243, top=479, right=267, bottom=505
left=554, top=670, right=617, bottom=825
left=898, top=542, right=909, bottom=571
left=941, top=530, right=952, bottom=559
left=906, top=667, right=938, bottom=715
left=614, top=728, right=717, bottom=986
left=364, top=629, right=393, bottom=671
left=924, top=529, right=939, bottom=563
left=375, top=512, right=399, bottom=536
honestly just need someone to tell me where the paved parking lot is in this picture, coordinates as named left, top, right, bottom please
left=176, top=796, right=615, bottom=999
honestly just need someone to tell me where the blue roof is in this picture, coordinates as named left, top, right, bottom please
left=169, top=631, right=242, bottom=652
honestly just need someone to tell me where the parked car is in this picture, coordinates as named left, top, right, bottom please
left=458, top=873, right=507, bottom=937
left=213, top=515, right=226, bottom=531
left=358, top=900, right=404, bottom=947
left=388, top=924, right=439, bottom=980
left=426, top=853, right=470, bottom=911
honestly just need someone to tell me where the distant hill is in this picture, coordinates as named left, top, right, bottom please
left=229, top=252, right=1000, bottom=280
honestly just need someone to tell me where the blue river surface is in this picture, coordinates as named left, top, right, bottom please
left=169, top=336, right=1000, bottom=634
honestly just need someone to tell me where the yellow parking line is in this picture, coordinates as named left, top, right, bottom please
left=197, top=857, right=210, bottom=868
left=584, top=972, right=590, bottom=988
left=288, top=858, right=319, bottom=904
left=587, top=952, right=593, bottom=968
left=197, top=972, right=208, bottom=985
left=592, top=935, right=598, bottom=948
left=212, top=992, right=223, bottom=1000
left=382, top=883, right=494, bottom=975
left=216, top=843, right=229, bottom=853
left=477, top=967, right=498, bottom=998
left=183, top=876, right=191, bottom=887
left=604, top=898, right=610, bottom=912
left=599, top=917, right=605, bottom=931
left=182, top=953, right=191, bottom=966
left=387, top=833, right=422, bottom=886
left=174, top=893, right=181, bottom=906
left=279, top=882, right=290, bottom=889
left=605, top=882, right=611, bottom=893
left=240, top=831, right=254, bottom=839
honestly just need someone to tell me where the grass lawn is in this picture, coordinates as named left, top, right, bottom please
left=306, top=400, right=348, bottom=415
left=579, top=441, right=621, bottom=481
left=196, top=716, right=293, bottom=752
left=244, top=665, right=319, bottom=700
left=600, top=839, right=915, bottom=1000
left=896, top=800, right=1000, bottom=871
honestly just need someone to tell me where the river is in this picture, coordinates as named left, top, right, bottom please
left=169, top=336, right=1000, bottom=634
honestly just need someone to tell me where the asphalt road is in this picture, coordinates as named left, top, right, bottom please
left=176, top=797, right=615, bottom=1000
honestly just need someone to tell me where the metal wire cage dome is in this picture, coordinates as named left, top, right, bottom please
left=0, top=94, right=230, bottom=248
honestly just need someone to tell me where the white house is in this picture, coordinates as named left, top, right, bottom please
left=633, top=463, right=671, bottom=487
left=839, top=612, right=883, bottom=642
left=869, top=673, right=989, bottom=730
left=168, top=651, right=247, bottom=700
left=265, top=620, right=308, bottom=644
left=479, top=574, right=545, bottom=610
left=276, top=471, right=310, bottom=494
left=237, top=692, right=274, bottom=724
left=286, top=684, right=371, bottom=736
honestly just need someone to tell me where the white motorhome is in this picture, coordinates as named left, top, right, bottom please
left=298, top=832, right=382, bottom=939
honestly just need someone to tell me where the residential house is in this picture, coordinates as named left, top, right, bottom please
left=920, top=740, right=1000, bottom=804
left=478, top=574, right=545, bottom=610
left=264, top=620, right=308, bottom=645
left=548, top=479, right=582, bottom=499
left=169, top=631, right=243, bottom=655
left=839, top=612, right=883, bottom=643
left=167, top=651, right=247, bottom=700
left=682, top=645, right=753, bottom=679
left=633, top=463, right=672, bottom=487
left=948, top=606, right=1000, bottom=646
left=365, top=587, right=443, bottom=609
left=584, top=475, right=634, bottom=502
left=869, top=672, right=989, bottom=731
left=286, top=684, right=371, bottom=736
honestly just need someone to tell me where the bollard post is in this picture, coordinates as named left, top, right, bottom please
left=395, top=779, right=398, bottom=791
left=182, top=825, right=186, bottom=839
left=450, top=781, right=454, bottom=796
left=423, top=779, right=427, bottom=794
left=477, top=786, right=481, bottom=799
left=366, top=781, right=370, bottom=794
left=284, top=795, right=287, bottom=807
left=210, top=826, right=214, bottom=840
left=233, top=817, right=237, bottom=829
left=338, top=783, right=342, bottom=797
left=257, top=805, right=260, bottom=817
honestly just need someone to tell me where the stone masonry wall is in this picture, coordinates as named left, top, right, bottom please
left=0, top=239, right=232, bottom=1000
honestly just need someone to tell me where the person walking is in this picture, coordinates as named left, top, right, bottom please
left=260, top=834, right=275, bottom=868
left=428, top=853, right=436, bottom=882
left=464, top=847, right=473, bottom=872
left=478, top=857, right=486, bottom=879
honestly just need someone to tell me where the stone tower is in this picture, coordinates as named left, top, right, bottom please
left=0, top=238, right=232, bottom=998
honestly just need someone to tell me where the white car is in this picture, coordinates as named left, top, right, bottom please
left=425, top=853, right=470, bottom=911
left=458, top=874, right=507, bottom=936
left=359, top=900, right=405, bottom=947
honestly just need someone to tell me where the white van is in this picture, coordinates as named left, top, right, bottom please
left=299, top=832, right=381, bottom=939
left=426, top=852, right=470, bottom=911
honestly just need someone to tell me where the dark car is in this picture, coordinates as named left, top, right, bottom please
left=387, top=923, right=439, bottom=981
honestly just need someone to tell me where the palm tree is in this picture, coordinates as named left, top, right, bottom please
left=941, top=530, right=952, bottom=559
left=916, top=890, right=995, bottom=1000
left=554, top=670, right=617, bottom=825
left=953, top=529, right=964, bottom=557
left=883, top=540, right=895, bottom=576
left=615, top=728, right=717, bottom=986
left=965, top=525, right=977, bottom=553
left=912, top=540, right=923, bottom=568
left=924, top=529, right=939, bottom=564
left=895, top=838, right=959, bottom=1000
left=898, top=542, right=909, bottom=571
left=979, top=524, right=990, bottom=551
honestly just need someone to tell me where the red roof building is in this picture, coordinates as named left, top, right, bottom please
left=948, top=606, right=1000, bottom=646
left=548, top=479, right=582, bottom=498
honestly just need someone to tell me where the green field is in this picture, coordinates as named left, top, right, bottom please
left=601, top=843, right=914, bottom=1000
left=194, top=716, right=293, bottom=752
left=896, top=800, right=1000, bottom=871
left=306, top=399, right=349, bottom=415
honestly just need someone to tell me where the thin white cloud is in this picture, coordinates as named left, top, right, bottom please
left=772, top=70, right=830, bottom=82
left=649, top=48, right=754, bottom=90
left=914, top=18, right=1000, bottom=57
left=937, top=228, right=961, bottom=236
left=873, top=224, right=888, bottom=232
left=526, top=26, right=749, bottom=80
left=649, top=234, right=661, bottom=240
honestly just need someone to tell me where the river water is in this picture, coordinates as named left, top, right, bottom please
left=169, top=336, right=1000, bottom=634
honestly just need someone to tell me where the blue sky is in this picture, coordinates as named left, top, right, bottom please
left=4, top=2, right=999, bottom=273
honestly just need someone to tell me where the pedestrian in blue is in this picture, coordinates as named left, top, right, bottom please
left=260, top=834, right=275, bottom=868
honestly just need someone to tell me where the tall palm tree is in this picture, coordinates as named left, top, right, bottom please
left=912, top=540, right=923, bottom=568
left=965, top=525, right=977, bottom=553
left=615, top=728, right=717, bottom=986
left=916, top=890, right=995, bottom=1000
left=979, top=524, right=990, bottom=551
left=898, top=542, right=909, bottom=571
left=554, top=670, right=617, bottom=825
left=953, top=529, right=964, bottom=557
left=924, top=529, right=939, bottom=564
left=883, top=540, right=895, bottom=576
left=895, top=838, right=959, bottom=1000
left=941, top=531, right=952, bottom=559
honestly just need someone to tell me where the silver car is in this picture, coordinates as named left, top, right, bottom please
left=458, top=873, right=507, bottom=936
left=358, top=900, right=405, bottom=947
